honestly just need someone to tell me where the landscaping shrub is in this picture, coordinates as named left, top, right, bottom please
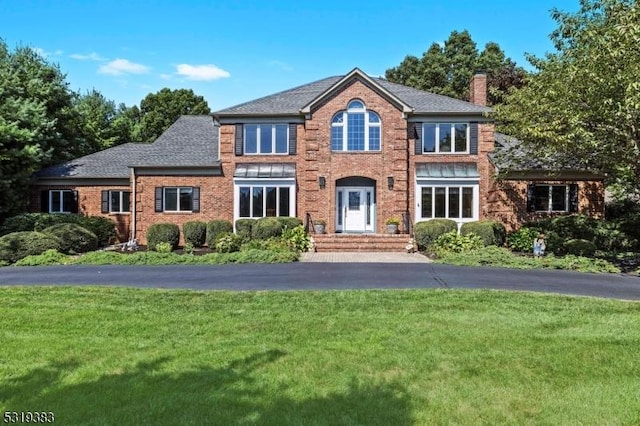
left=0, top=231, right=62, bottom=264
left=14, top=249, right=71, bottom=266
left=206, top=220, right=233, bottom=247
left=413, top=219, right=458, bottom=250
left=242, top=237, right=293, bottom=253
left=563, top=239, right=597, bottom=257
left=282, top=225, right=311, bottom=252
left=235, top=219, right=255, bottom=242
left=183, top=221, right=207, bottom=247
left=41, top=223, right=98, bottom=254
left=154, top=242, right=173, bottom=254
left=252, top=217, right=283, bottom=240
left=146, top=223, right=180, bottom=251
left=431, top=230, right=484, bottom=256
left=460, top=220, right=506, bottom=246
left=1, top=213, right=116, bottom=246
left=277, top=216, right=303, bottom=231
left=507, top=227, right=540, bottom=252
left=214, top=232, right=242, bottom=253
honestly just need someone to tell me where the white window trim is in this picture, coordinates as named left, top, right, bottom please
left=49, top=190, right=73, bottom=214
left=109, top=190, right=130, bottom=214
left=415, top=180, right=479, bottom=223
left=244, top=124, right=289, bottom=155
left=331, top=101, right=382, bottom=152
left=534, top=184, right=570, bottom=212
left=163, top=187, right=193, bottom=213
left=422, top=123, right=470, bottom=154
left=233, top=179, right=296, bottom=224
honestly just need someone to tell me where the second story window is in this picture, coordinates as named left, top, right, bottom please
left=331, top=100, right=381, bottom=152
left=245, top=124, right=289, bottom=154
left=422, top=123, right=469, bottom=153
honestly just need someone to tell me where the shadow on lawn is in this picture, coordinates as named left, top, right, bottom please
left=1, top=350, right=411, bottom=425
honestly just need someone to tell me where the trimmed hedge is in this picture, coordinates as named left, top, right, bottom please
left=413, top=219, right=458, bottom=250
left=460, top=220, right=506, bottom=246
left=1, top=213, right=115, bottom=246
left=563, top=239, right=597, bottom=257
left=235, top=219, right=255, bottom=242
left=0, top=231, right=62, bottom=264
left=146, top=223, right=180, bottom=251
left=183, top=221, right=207, bottom=247
left=252, top=217, right=283, bottom=240
left=206, top=220, right=233, bottom=247
left=277, top=216, right=303, bottom=231
left=41, top=223, right=98, bottom=254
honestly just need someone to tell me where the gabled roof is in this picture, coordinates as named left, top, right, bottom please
left=215, top=69, right=491, bottom=117
left=36, top=115, right=219, bottom=180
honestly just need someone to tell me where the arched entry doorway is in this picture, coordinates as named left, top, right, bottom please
left=335, top=177, right=376, bottom=233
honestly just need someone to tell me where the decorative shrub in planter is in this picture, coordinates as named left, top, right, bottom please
left=313, top=219, right=326, bottom=234
left=386, top=217, right=401, bottom=234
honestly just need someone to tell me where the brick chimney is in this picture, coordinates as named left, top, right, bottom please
left=469, top=72, right=487, bottom=106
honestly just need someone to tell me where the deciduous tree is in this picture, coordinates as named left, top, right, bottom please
left=495, top=0, right=640, bottom=196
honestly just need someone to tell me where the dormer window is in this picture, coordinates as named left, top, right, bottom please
left=331, top=100, right=381, bottom=152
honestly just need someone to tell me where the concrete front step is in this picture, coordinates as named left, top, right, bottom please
left=312, top=233, right=412, bottom=252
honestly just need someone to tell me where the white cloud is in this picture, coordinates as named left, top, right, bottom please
left=34, top=47, right=63, bottom=58
left=159, top=73, right=172, bottom=80
left=99, top=59, right=150, bottom=76
left=70, top=52, right=105, bottom=61
left=176, top=64, right=230, bottom=81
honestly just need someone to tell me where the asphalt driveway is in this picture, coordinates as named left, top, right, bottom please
left=0, top=263, right=639, bottom=300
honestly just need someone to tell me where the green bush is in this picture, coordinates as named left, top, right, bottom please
left=1, top=213, right=115, bottom=246
left=154, top=242, right=173, bottom=254
left=183, top=221, right=207, bottom=247
left=205, top=220, right=233, bottom=247
left=507, top=226, right=540, bottom=252
left=14, top=249, right=71, bottom=266
left=0, top=231, right=62, bottom=264
left=563, top=239, right=597, bottom=257
left=215, top=232, right=242, bottom=253
left=41, top=223, right=98, bottom=254
left=242, top=237, right=293, bottom=253
left=282, top=225, right=311, bottom=252
left=252, top=217, right=283, bottom=240
left=235, top=219, right=255, bottom=242
left=146, top=223, right=180, bottom=251
left=413, top=219, right=458, bottom=250
left=460, top=220, right=506, bottom=246
left=277, top=216, right=303, bottom=231
left=431, top=230, right=484, bottom=256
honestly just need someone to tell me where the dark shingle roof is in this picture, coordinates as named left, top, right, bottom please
left=215, top=72, right=491, bottom=116
left=37, top=116, right=219, bottom=179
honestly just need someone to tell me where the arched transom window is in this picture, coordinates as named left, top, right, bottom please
left=331, top=100, right=381, bottom=151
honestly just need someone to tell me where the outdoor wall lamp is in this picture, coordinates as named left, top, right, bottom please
left=319, top=176, right=326, bottom=189
left=387, top=176, right=394, bottom=190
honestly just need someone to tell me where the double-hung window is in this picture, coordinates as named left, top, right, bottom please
left=422, top=123, right=469, bottom=153
left=48, top=190, right=76, bottom=213
left=531, top=185, right=569, bottom=212
left=238, top=186, right=291, bottom=218
left=245, top=124, right=289, bottom=154
left=419, top=186, right=475, bottom=219
left=164, top=187, right=193, bottom=212
left=110, top=191, right=130, bottom=213
left=331, top=100, right=381, bottom=152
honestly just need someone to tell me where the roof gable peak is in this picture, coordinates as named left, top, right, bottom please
left=300, top=68, right=414, bottom=115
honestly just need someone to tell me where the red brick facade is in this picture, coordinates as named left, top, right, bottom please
left=29, top=71, right=606, bottom=245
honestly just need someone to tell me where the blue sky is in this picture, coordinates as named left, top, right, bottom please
left=1, top=0, right=579, bottom=112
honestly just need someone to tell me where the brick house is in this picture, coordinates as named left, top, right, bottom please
left=31, top=68, right=604, bottom=247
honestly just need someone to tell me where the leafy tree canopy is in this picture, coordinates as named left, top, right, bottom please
left=385, top=30, right=527, bottom=105
left=495, top=0, right=640, bottom=197
left=136, top=88, right=210, bottom=143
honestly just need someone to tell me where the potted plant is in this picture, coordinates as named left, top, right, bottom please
left=385, top=217, right=401, bottom=234
left=313, top=219, right=326, bottom=234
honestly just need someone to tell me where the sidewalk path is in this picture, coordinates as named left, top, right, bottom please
left=300, top=252, right=431, bottom=263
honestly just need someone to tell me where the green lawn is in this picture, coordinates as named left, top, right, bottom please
left=1, top=287, right=639, bottom=425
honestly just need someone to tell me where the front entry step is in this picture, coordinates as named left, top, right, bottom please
left=312, top=233, right=411, bottom=252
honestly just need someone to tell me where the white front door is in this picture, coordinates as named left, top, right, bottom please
left=336, top=187, right=375, bottom=233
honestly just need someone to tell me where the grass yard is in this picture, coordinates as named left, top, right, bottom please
left=1, top=287, right=639, bottom=425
